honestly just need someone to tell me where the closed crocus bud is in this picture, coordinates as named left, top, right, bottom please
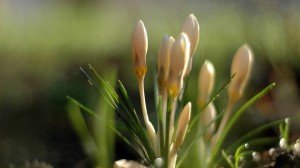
left=212, top=45, right=253, bottom=146
left=279, top=138, right=288, bottom=149
left=198, top=60, right=215, bottom=108
left=167, top=33, right=190, bottom=98
left=132, top=20, right=148, bottom=78
left=181, top=14, right=200, bottom=76
left=228, top=44, right=254, bottom=103
left=154, top=158, right=164, bottom=168
left=201, top=103, right=217, bottom=139
left=294, top=142, right=300, bottom=157
left=157, top=35, right=175, bottom=94
left=252, top=152, right=261, bottom=162
left=268, top=148, right=276, bottom=157
left=174, top=102, right=191, bottom=150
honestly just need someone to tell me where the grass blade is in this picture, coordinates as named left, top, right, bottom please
left=189, top=74, right=235, bottom=131
left=67, top=102, right=100, bottom=164
left=208, top=83, right=276, bottom=167
left=226, top=119, right=284, bottom=153
left=66, top=96, right=148, bottom=161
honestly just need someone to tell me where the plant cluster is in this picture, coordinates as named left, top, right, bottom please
left=67, top=14, right=300, bottom=168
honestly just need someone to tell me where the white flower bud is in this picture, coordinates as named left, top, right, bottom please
left=252, top=152, right=261, bottom=162
left=181, top=14, right=200, bottom=76
left=268, top=148, right=276, bottom=157
left=181, top=14, right=199, bottom=56
left=228, top=44, right=254, bottom=103
left=154, top=158, right=164, bottom=168
left=167, top=33, right=190, bottom=98
left=198, top=60, right=215, bottom=107
left=293, top=142, right=300, bottom=157
left=157, top=35, right=175, bottom=94
left=285, top=118, right=290, bottom=125
left=174, top=102, right=191, bottom=150
left=132, top=20, right=148, bottom=78
left=279, top=138, right=288, bottom=149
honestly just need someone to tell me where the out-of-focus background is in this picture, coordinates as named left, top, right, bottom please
left=0, top=0, right=299, bottom=167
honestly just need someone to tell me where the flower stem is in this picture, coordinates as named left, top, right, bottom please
left=211, top=99, right=234, bottom=148
left=162, top=92, right=168, bottom=145
left=169, top=98, right=177, bottom=143
left=138, top=77, right=157, bottom=154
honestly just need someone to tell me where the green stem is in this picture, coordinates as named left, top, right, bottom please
left=164, top=96, right=172, bottom=168
left=208, top=83, right=275, bottom=167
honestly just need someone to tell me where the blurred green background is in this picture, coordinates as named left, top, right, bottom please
left=0, top=0, right=299, bottom=167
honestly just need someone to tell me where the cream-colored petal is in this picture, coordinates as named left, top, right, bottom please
left=167, top=33, right=190, bottom=97
left=114, top=159, right=146, bottom=168
left=132, top=20, right=148, bottom=78
left=157, top=35, right=175, bottom=93
left=174, top=102, right=191, bottom=150
left=198, top=60, right=215, bottom=107
left=228, top=44, right=254, bottom=103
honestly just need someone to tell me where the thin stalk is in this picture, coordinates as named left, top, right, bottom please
left=157, top=119, right=162, bottom=156
left=169, top=97, right=177, bottom=143
left=162, top=91, right=168, bottom=146
left=164, top=96, right=172, bottom=168
left=284, top=120, right=290, bottom=143
left=138, top=77, right=157, bottom=154
left=211, top=100, right=234, bottom=148
left=221, top=150, right=234, bottom=168
left=157, top=96, right=163, bottom=156
left=208, top=83, right=275, bottom=167
left=138, top=77, right=150, bottom=124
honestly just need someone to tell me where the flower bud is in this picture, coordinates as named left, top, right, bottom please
left=228, top=44, right=254, bottom=103
left=200, top=103, right=217, bottom=139
left=154, top=158, right=164, bottom=168
left=279, top=138, right=288, bottom=149
left=167, top=33, right=190, bottom=98
left=285, top=118, right=291, bottom=125
left=181, top=14, right=199, bottom=56
left=252, top=152, right=261, bottom=162
left=268, top=148, right=276, bottom=157
left=198, top=60, right=215, bottom=107
left=132, top=20, right=148, bottom=78
left=181, top=14, right=200, bottom=76
left=157, top=35, right=175, bottom=94
left=293, top=142, right=300, bottom=157
left=174, top=102, right=191, bottom=150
